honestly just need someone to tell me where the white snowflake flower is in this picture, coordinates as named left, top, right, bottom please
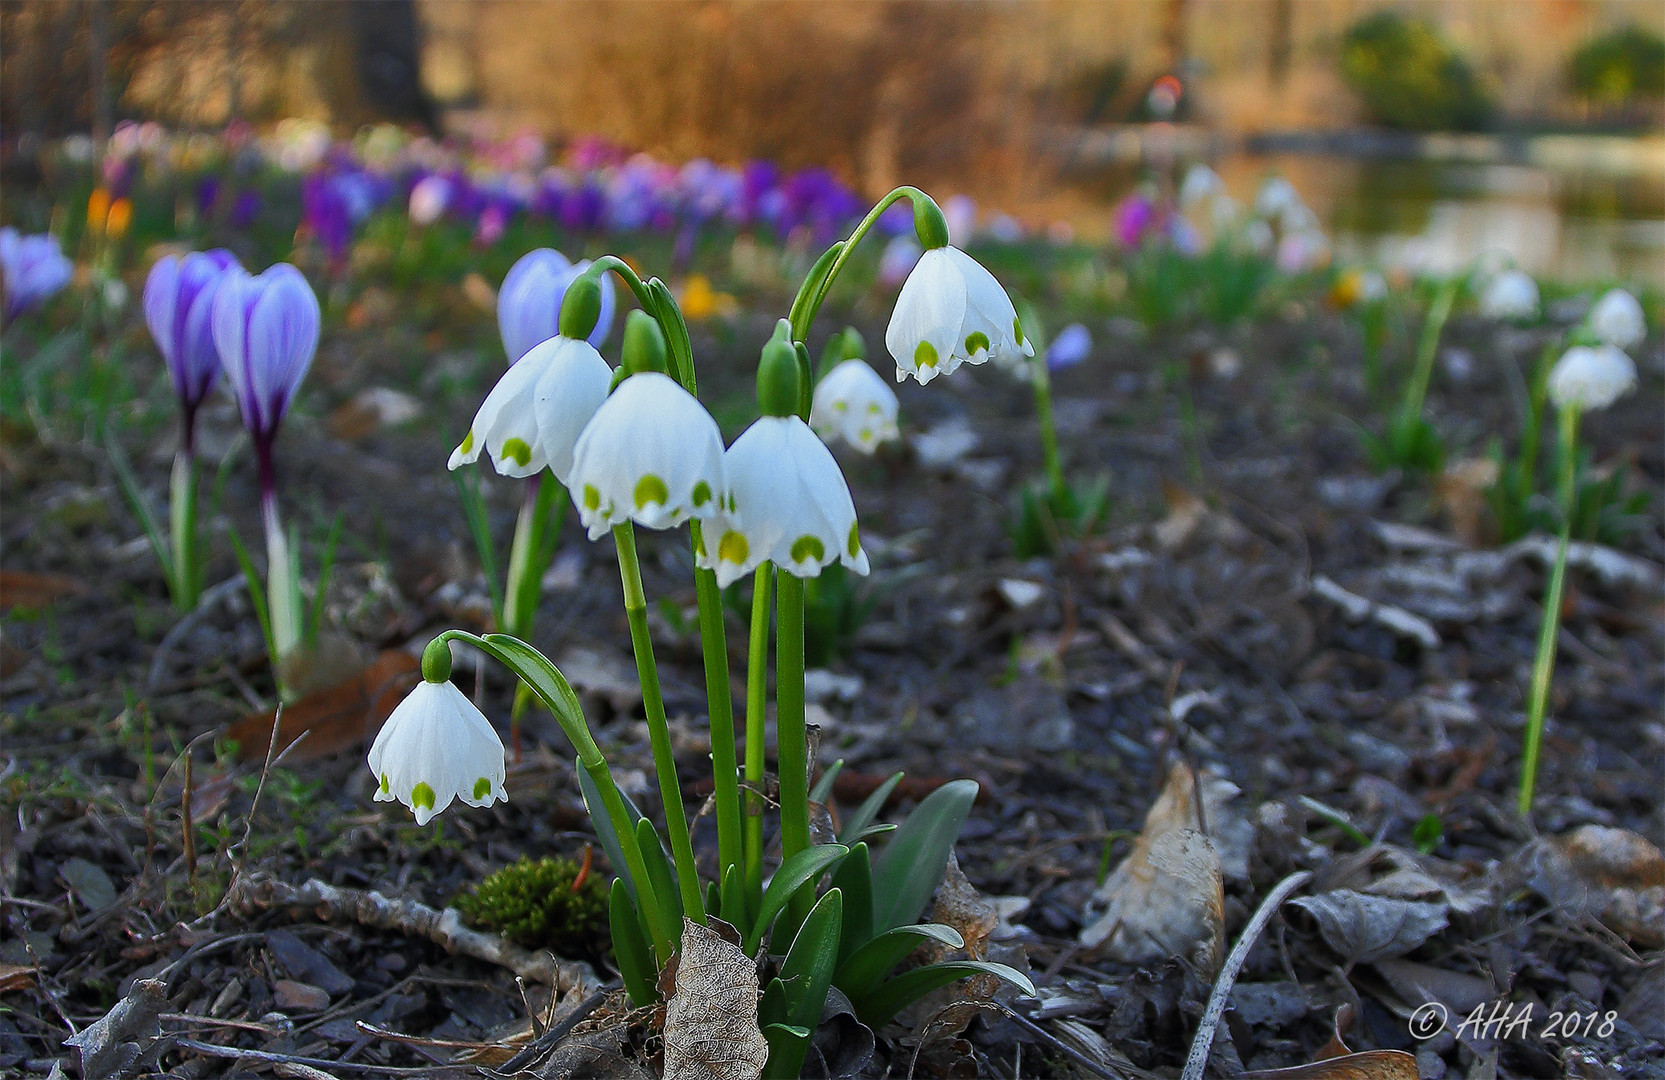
left=368, top=679, right=507, bottom=826
left=1587, top=288, right=1645, bottom=351
left=811, top=359, right=900, bottom=454
left=448, top=336, right=613, bottom=482
left=1548, top=344, right=1637, bottom=413
left=885, top=246, right=1032, bottom=385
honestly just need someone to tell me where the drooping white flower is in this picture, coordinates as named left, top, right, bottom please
left=1479, top=270, right=1539, bottom=320
left=885, top=246, right=1032, bottom=385
left=448, top=336, right=613, bottom=482
left=810, top=359, right=899, bottom=454
left=697, top=415, right=869, bottom=588
left=1548, top=344, right=1637, bottom=413
left=368, top=679, right=507, bottom=826
left=567, top=372, right=725, bottom=539
left=1254, top=177, right=1303, bottom=224
left=1587, top=288, right=1646, bottom=351
left=1179, top=164, right=1223, bottom=209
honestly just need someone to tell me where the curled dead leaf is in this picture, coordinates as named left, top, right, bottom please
left=226, top=650, right=419, bottom=763
left=1510, top=825, right=1665, bottom=948
left=663, top=918, right=768, bottom=1080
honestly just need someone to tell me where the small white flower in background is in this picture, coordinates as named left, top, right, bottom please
left=886, top=246, right=1032, bottom=385
left=1548, top=344, right=1637, bottom=413
left=1179, top=164, right=1223, bottom=209
left=811, top=359, right=899, bottom=454
left=698, top=415, right=869, bottom=588
left=1244, top=219, right=1275, bottom=256
left=368, top=679, right=507, bottom=826
left=448, top=336, right=613, bottom=481
left=1276, top=229, right=1329, bottom=274
left=568, top=371, right=725, bottom=539
left=1357, top=270, right=1388, bottom=303
left=1479, top=270, right=1539, bottom=320
left=1209, top=194, right=1242, bottom=231
left=1254, top=177, right=1302, bottom=224
left=1587, top=288, right=1646, bottom=351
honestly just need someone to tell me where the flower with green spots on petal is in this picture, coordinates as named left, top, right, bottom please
left=367, top=679, right=507, bottom=826
left=448, top=335, right=613, bottom=482
left=884, top=246, right=1031, bottom=386
left=811, top=358, right=900, bottom=454
left=566, top=371, right=726, bottom=540
left=696, top=415, right=869, bottom=588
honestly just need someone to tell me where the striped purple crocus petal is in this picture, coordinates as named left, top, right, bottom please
left=212, top=263, right=320, bottom=441
left=497, top=248, right=616, bottom=362
left=143, top=249, right=240, bottom=409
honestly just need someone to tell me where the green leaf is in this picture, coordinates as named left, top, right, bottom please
left=744, top=843, right=848, bottom=956
left=761, top=1023, right=811, bottom=1079
left=830, top=842, right=873, bottom=966
left=719, top=863, right=748, bottom=931
left=838, top=771, right=904, bottom=844
left=765, top=891, right=842, bottom=1080
left=577, top=759, right=645, bottom=902
left=834, top=923, right=964, bottom=1002
left=847, top=823, right=897, bottom=844
left=225, top=519, right=276, bottom=672
left=449, top=467, right=504, bottom=626
left=809, top=759, right=844, bottom=804
left=307, top=512, right=344, bottom=647
left=857, top=960, right=1035, bottom=1029
left=610, top=880, right=658, bottom=1007
left=871, top=779, right=977, bottom=932
left=104, top=430, right=176, bottom=596
left=636, top=817, right=683, bottom=931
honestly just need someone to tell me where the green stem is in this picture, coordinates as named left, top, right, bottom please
left=1518, top=404, right=1581, bottom=818
left=1031, top=362, right=1066, bottom=503
left=743, top=565, right=773, bottom=913
left=584, top=255, right=695, bottom=393
left=503, top=474, right=562, bottom=639
left=1401, top=277, right=1459, bottom=423
left=261, top=494, right=303, bottom=700
left=1518, top=341, right=1557, bottom=496
left=774, top=571, right=809, bottom=870
left=613, top=523, right=705, bottom=924
left=430, top=628, right=675, bottom=961
left=168, top=450, right=198, bottom=611
left=791, top=186, right=928, bottom=343
left=689, top=521, right=742, bottom=888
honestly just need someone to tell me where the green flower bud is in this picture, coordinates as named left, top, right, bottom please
left=420, top=635, right=453, bottom=684
left=837, top=327, right=867, bottom=362
left=757, top=319, right=801, bottom=418
left=558, top=274, right=603, bottom=341
left=912, top=192, right=950, bottom=250
left=621, top=309, right=669, bottom=375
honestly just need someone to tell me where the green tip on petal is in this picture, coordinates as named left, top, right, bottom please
left=718, top=530, right=749, bottom=565
left=411, top=782, right=436, bottom=811
left=583, top=484, right=602, bottom=511
left=634, top=473, right=669, bottom=510
left=847, top=522, right=861, bottom=558
left=965, top=331, right=990, bottom=356
left=914, top=340, right=939, bottom=370
left=502, top=437, right=532, bottom=467
left=790, top=535, right=826, bottom=564
left=379, top=773, right=390, bottom=795
left=458, top=430, right=474, bottom=455
left=1013, top=317, right=1025, bottom=346
left=473, top=777, right=492, bottom=800
left=420, top=636, right=453, bottom=683
left=692, top=480, right=712, bottom=507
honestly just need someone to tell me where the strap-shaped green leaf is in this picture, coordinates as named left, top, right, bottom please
left=857, top=960, right=1035, bottom=1029
left=635, top=816, right=683, bottom=931
left=779, top=888, right=842, bottom=1030
left=478, top=633, right=595, bottom=757
left=719, top=863, right=748, bottom=930
left=761, top=1023, right=812, bottom=1080
left=834, top=922, right=964, bottom=1002
left=870, top=779, right=978, bottom=932
left=609, top=879, right=658, bottom=1007
left=830, top=842, right=873, bottom=966
left=744, top=843, right=848, bottom=955
left=809, top=759, right=844, bottom=804
left=839, top=771, right=904, bottom=844
left=576, top=760, right=642, bottom=899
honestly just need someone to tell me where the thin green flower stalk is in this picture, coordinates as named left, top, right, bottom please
left=1402, top=276, right=1459, bottom=423
left=743, top=564, right=773, bottom=914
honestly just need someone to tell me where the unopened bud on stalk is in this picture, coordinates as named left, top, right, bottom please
left=421, top=635, right=454, bottom=684
left=757, top=319, right=801, bottom=418
left=912, top=192, right=950, bottom=251
left=621, top=309, right=668, bottom=376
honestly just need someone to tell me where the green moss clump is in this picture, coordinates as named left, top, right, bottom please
left=454, top=856, right=610, bottom=960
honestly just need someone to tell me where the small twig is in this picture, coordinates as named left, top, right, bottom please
left=994, top=1004, right=1124, bottom=1080
left=158, top=1012, right=283, bottom=1035
left=175, top=1038, right=459, bottom=1075
left=491, top=989, right=610, bottom=1074
left=1181, top=870, right=1313, bottom=1080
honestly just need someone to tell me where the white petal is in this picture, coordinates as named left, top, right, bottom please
left=944, top=246, right=1028, bottom=362
left=451, top=349, right=551, bottom=476
left=529, top=338, right=614, bottom=484
left=885, top=249, right=966, bottom=385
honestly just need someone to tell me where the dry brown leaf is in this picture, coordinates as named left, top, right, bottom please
left=1290, top=890, right=1449, bottom=964
left=226, top=650, right=419, bottom=763
left=1436, top=457, right=1499, bottom=547
left=1511, top=825, right=1665, bottom=948
left=1079, top=761, right=1225, bottom=973
left=1239, top=1050, right=1419, bottom=1080
left=927, top=853, right=999, bottom=962
left=662, top=917, right=768, bottom=1080
left=0, top=964, right=35, bottom=993
left=0, top=570, right=84, bottom=608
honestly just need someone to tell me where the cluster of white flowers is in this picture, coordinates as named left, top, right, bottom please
left=1546, top=286, right=1647, bottom=414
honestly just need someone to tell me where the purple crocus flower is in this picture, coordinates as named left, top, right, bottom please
left=212, top=263, right=320, bottom=488
left=498, top=248, right=615, bottom=361
left=1046, top=323, right=1092, bottom=372
left=0, top=228, right=74, bottom=320
left=1113, top=194, right=1158, bottom=250
left=143, top=249, right=240, bottom=449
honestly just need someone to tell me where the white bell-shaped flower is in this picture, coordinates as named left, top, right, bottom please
left=1587, top=288, right=1645, bottom=351
left=885, top=246, right=1032, bottom=386
left=567, top=371, right=725, bottom=539
left=1548, top=344, right=1637, bottom=413
left=1479, top=270, right=1539, bottom=320
left=698, top=415, right=869, bottom=589
left=368, top=679, right=507, bottom=826
left=811, top=359, right=900, bottom=454
left=448, top=336, right=613, bottom=482
left=1179, top=164, right=1223, bottom=209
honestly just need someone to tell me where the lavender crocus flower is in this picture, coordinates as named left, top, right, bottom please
left=212, top=263, right=321, bottom=479
left=497, top=248, right=615, bottom=361
left=1046, top=323, right=1092, bottom=372
left=143, top=249, right=240, bottom=449
left=0, top=228, right=74, bottom=320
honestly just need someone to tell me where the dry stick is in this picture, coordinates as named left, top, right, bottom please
left=993, top=1004, right=1127, bottom=1080
left=492, top=989, right=611, bottom=1074
left=175, top=1038, right=458, bottom=1075
left=1180, top=870, right=1313, bottom=1080
left=228, top=875, right=595, bottom=991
